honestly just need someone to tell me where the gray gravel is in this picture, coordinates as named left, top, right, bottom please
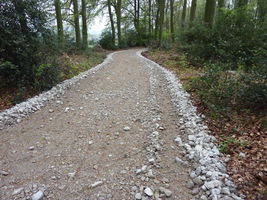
left=0, top=49, right=243, bottom=200
left=138, top=50, right=243, bottom=200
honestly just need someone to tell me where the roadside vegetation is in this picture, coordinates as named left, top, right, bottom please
left=0, top=0, right=107, bottom=111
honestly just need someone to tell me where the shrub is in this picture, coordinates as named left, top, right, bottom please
left=34, top=63, right=60, bottom=91
left=180, top=7, right=267, bottom=70
left=98, top=31, right=117, bottom=50
left=189, top=64, right=267, bottom=118
left=0, top=60, right=19, bottom=87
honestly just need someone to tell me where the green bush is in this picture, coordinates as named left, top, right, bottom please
left=99, top=31, right=117, bottom=50
left=34, top=63, right=60, bottom=91
left=189, top=64, right=267, bottom=118
left=0, top=60, right=19, bottom=87
left=181, top=7, right=267, bottom=70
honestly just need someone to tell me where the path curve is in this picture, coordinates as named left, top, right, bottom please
left=0, top=49, right=241, bottom=200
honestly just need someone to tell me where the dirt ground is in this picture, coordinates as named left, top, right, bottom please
left=0, top=49, right=193, bottom=200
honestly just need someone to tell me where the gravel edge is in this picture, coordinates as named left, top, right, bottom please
left=138, top=50, right=244, bottom=200
left=0, top=51, right=118, bottom=130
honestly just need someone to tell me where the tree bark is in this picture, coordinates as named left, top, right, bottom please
left=204, top=0, right=216, bottom=28
left=54, top=0, right=64, bottom=48
left=218, top=0, right=225, bottom=9
left=149, top=0, right=152, bottom=37
left=236, top=0, right=248, bottom=8
left=114, top=0, right=122, bottom=47
left=158, top=0, right=166, bottom=46
left=189, top=0, right=197, bottom=26
left=155, top=6, right=160, bottom=39
left=170, top=0, right=174, bottom=41
left=181, top=0, right=187, bottom=28
left=257, top=0, right=267, bottom=22
left=134, top=0, right=141, bottom=43
left=81, top=0, right=88, bottom=49
left=73, top=0, right=81, bottom=48
left=107, top=0, right=115, bottom=45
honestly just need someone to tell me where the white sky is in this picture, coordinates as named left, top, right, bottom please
left=88, top=15, right=108, bottom=40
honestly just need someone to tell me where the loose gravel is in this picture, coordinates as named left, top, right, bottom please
left=138, top=50, right=244, bottom=200
left=0, top=49, right=243, bottom=200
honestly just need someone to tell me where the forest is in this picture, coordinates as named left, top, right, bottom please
left=0, top=0, right=266, bottom=199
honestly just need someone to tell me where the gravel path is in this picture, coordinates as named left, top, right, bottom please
left=0, top=49, right=241, bottom=200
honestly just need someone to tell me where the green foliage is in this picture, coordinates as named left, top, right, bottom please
left=34, top=63, right=60, bottom=91
left=0, top=60, right=19, bottom=87
left=189, top=64, right=267, bottom=118
left=181, top=8, right=267, bottom=70
left=99, top=31, right=117, bottom=50
left=0, top=0, right=58, bottom=87
left=180, top=7, right=267, bottom=117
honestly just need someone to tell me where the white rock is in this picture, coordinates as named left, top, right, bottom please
left=91, top=181, right=103, bottom=188
left=0, top=170, right=9, bottom=176
left=68, top=172, right=76, bottom=178
left=188, top=135, right=196, bottom=141
left=123, top=126, right=131, bottom=131
left=28, top=146, right=35, bottom=150
left=144, top=187, right=153, bottom=197
left=31, top=191, right=44, bottom=200
left=64, top=107, right=70, bottom=112
left=141, top=165, right=147, bottom=172
left=239, top=152, right=246, bottom=158
left=174, top=137, right=183, bottom=146
left=175, top=157, right=183, bottom=164
left=12, top=188, right=24, bottom=195
left=135, top=193, right=142, bottom=199
left=159, top=187, right=172, bottom=197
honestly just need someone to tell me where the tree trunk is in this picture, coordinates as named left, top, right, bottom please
left=158, top=0, right=166, bottom=46
left=170, top=0, right=174, bottom=41
left=149, top=0, right=152, bottom=37
left=257, top=0, right=267, bottom=22
left=107, top=0, right=115, bottom=45
left=204, top=0, right=216, bottom=28
left=181, top=0, right=187, bottom=28
left=236, top=0, right=248, bottom=8
left=81, top=0, right=88, bottom=49
left=218, top=0, right=225, bottom=9
left=115, top=0, right=122, bottom=47
left=134, top=0, right=141, bottom=43
left=54, top=0, right=64, bottom=48
left=155, top=6, right=160, bottom=39
left=73, top=0, right=81, bottom=48
left=189, top=0, right=197, bottom=26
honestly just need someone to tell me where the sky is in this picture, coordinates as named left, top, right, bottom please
left=88, top=15, right=108, bottom=40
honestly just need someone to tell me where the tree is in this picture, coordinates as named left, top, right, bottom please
left=181, top=0, right=187, bottom=27
left=170, top=0, right=175, bottom=41
left=218, top=0, right=225, bottom=9
left=158, top=0, right=166, bottom=45
left=189, top=0, right=197, bottom=26
left=236, top=0, right=248, bottom=8
left=114, top=0, right=122, bottom=46
left=257, top=0, right=267, bottom=22
left=81, top=0, right=88, bottom=49
left=149, top=0, right=152, bottom=37
left=73, top=0, right=81, bottom=48
left=107, top=0, right=116, bottom=45
left=54, top=0, right=64, bottom=48
left=204, top=0, right=216, bottom=28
